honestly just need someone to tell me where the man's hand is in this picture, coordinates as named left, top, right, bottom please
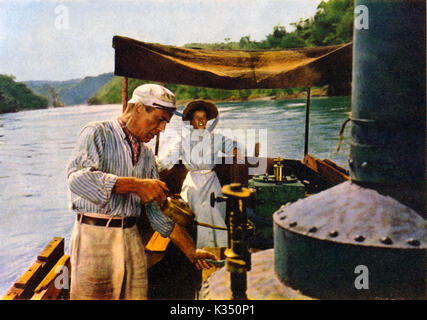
left=169, top=224, right=219, bottom=270
left=193, top=249, right=218, bottom=270
left=114, top=177, right=169, bottom=207
left=135, top=179, right=169, bottom=205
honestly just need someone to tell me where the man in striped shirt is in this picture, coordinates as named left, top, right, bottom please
left=67, top=84, right=216, bottom=300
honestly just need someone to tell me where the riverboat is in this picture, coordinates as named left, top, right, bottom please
left=6, top=20, right=422, bottom=300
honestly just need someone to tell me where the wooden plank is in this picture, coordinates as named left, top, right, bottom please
left=323, top=158, right=349, bottom=175
left=8, top=261, right=47, bottom=299
left=2, top=237, right=65, bottom=300
left=30, top=284, right=62, bottom=301
left=34, top=255, right=70, bottom=293
left=37, top=237, right=64, bottom=263
left=31, top=255, right=70, bottom=300
left=2, top=286, right=24, bottom=300
left=303, top=154, right=349, bottom=185
left=30, top=288, right=50, bottom=300
left=14, top=261, right=44, bottom=289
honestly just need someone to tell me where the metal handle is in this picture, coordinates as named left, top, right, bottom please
left=195, top=220, right=227, bottom=231
left=205, top=259, right=225, bottom=268
left=210, top=192, right=228, bottom=208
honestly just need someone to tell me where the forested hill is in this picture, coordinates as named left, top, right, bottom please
left=89, top=0, right=354, bottom=105
left=185, top=0, right=353, bottom=50
left=0, top=74, right=48, bottom=114
left=25, top=72, right=113, bottom=106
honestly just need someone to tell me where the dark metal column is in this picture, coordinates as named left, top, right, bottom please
left=350, top=0, right=426, bottom=216
left=221, top=183, right=253, bottom=300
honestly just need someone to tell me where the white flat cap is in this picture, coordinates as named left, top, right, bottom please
left=128, top=84, right=176, bottom=111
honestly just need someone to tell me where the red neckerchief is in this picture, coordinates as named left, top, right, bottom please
left=117, top=117, right=141, bottom=165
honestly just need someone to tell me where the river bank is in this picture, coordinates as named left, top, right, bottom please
left=175, top=86, right=328, bottom=106
left=0, top=85, right=329, bottom=114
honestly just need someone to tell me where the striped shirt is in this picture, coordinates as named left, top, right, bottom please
left=66, top=118, right=174, bottom=237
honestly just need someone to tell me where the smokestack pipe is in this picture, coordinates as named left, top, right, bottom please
left=350, top=0, right=426, bottom=216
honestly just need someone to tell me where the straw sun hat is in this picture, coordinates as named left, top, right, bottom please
left=182, top=100, right=218, bottom=121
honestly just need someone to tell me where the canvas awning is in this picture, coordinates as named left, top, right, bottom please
left=113, top=35, right=352, bottom=90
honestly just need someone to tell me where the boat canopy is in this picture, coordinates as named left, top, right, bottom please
left=112, top=36, right=352, bottom=90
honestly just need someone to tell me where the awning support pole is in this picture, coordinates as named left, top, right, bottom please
left=304, top=87, right=311, bottom=157
left=122, top=77, right=128, bottom=113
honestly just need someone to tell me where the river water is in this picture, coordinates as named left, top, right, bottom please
left=0, top=96, right=350, bottom=295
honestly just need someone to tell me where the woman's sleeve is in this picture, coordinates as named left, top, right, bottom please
left=156, top=136, right=181, bottom=171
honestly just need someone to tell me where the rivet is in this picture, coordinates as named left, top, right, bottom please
left=289, top=222, right=297, bottom=228
left=380, top=237, right=393, bottom=245
left=354, top=235, right=365, bottom=242
left=308, top=227, right=318, bottom=233
left=328, top=230, right=339, bottom=238
left=407, top=239, right=420, bottom=247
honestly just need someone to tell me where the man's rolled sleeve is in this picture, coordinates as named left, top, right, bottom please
left=68, top=169, right=118, bottom=206
left=146, top=203, right=175, bottom=238
left=66, top=124, right=118, bottom=207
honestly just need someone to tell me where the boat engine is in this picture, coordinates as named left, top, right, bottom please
left=248, top=157, right=305, bottom=249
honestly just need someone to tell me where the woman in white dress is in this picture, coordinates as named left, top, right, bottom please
left=158, top=100, right=241, bottom=249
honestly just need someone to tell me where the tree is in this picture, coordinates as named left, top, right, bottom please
left=0, top=74, right=48, bottom=113
left=292, top=0, right=354, bottom=46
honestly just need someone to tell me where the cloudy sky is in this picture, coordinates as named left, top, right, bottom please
left=0, top=0, right=323, bottom=81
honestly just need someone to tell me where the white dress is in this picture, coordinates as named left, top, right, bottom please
left=158, top=127, right=239, bottom=248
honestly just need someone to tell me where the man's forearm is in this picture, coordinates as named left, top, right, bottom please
left=169, top=223, right=196, bottom=263
left=169, top=224, right=218, bottom=269
left=113, top=177, right=169, bottom=206
left=114, top=177, right=139, bottom=194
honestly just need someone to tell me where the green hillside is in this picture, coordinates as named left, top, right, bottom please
left=88, top=77, right=304, bottom=106
left=25, top=72, right=113, bottom=106
left=0, top=74, right=48, bottom=114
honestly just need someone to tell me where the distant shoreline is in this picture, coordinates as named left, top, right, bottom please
left=1, top=88, right=334, bottom=114
left=175, top=87, right=328, bottom=106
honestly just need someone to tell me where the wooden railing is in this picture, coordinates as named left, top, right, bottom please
left=303, top=154, right=349, bottom=185
left=2, top=237, right=70, bottom=300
